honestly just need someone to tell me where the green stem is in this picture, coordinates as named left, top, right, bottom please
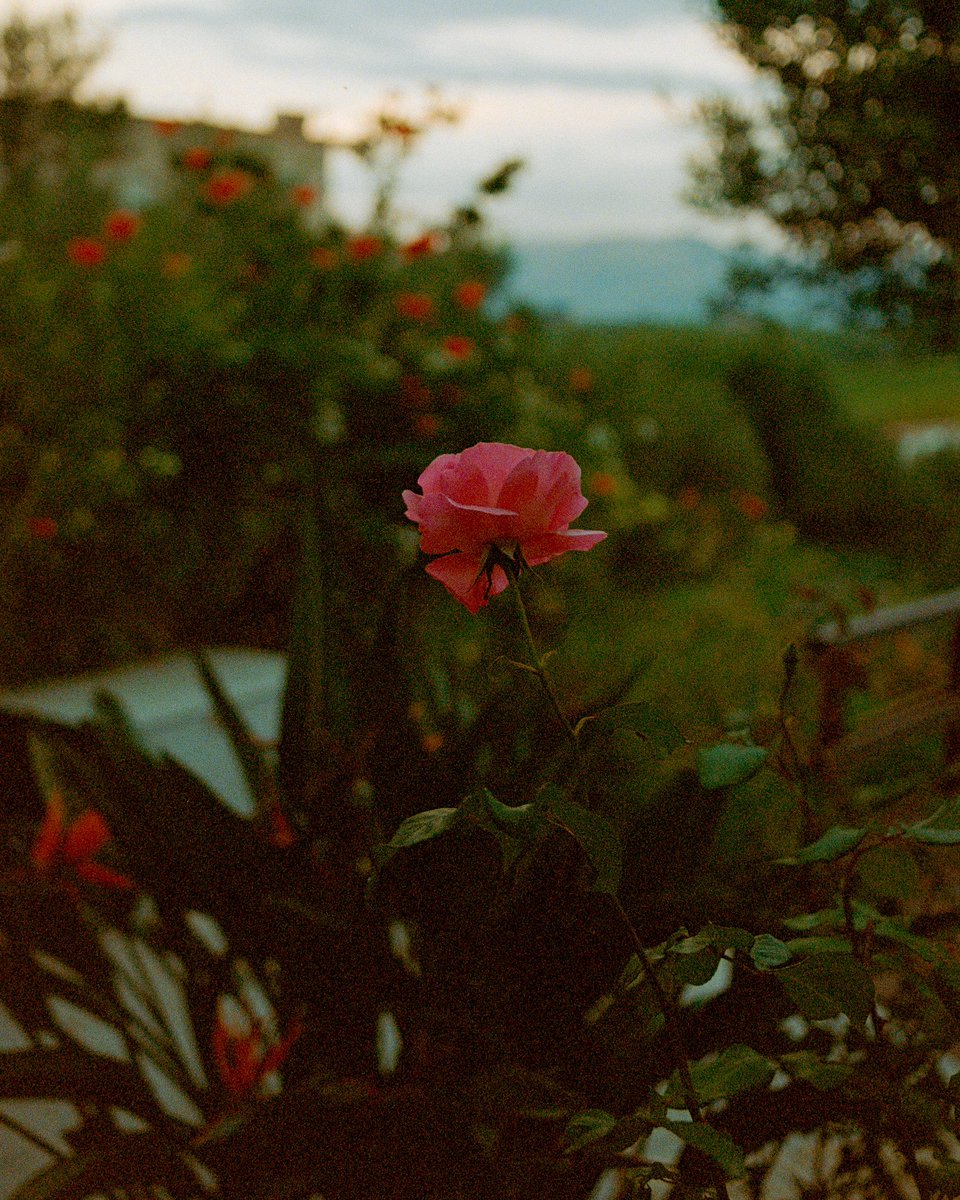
left=505, top=563, right=577, bottom=746
left=612, top=895, right=732, bottom=1200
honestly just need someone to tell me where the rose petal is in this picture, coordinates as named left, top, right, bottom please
left=416, top=452, right=459, bottom=494
left=416, top=493, right=517, bottom=555
left=521, top=528, right=607, bottom=566
left=451, top=443, right=532, bottom=502
left=425, top=553, right=509, bottom=613
left=498, top=451, right=588, bottom=537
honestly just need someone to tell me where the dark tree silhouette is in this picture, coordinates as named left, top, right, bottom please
left=692, top=2, right=960, bottom=345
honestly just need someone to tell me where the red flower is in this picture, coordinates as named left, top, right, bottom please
left=381, top=117, right=418, bottom=142
left=290, top=184, right=317, bottom=207
left=346, top=234, right=384, bottom=262
left=403, top=443, right=606, bottom=613
left=415, top=413, right=440, bottom=438
left=104, top=210, right=142, bottom=243
left=588, top=471, right=618, bottom=498
left=402, top=232, right=439, bottom=259
left=732, top=490, right=768, bottom=521
left=153, top=119, right=182, bottom=138
left=182, top=145, right=213, bottom=171
left=27, top=515, right=58, bottom=539
left=453, top=280, right=486, bottom=311
left=67, top=237, right=105, bottom=268
left=310, top=246, right=337, bottom=270
left=400, top=374, right=431, bottom=409
left=442, top=335, right=474, bottom=362
left=568, top=366, right=594, bottom=392
left=677, top=486, right=701, bottom=512
left=162, top=251, right=192, bottom=278
left=31, top=792, right=133, bottom=890
left=204, top=169, right=253, bottom=206
left=212, top=1006, right=302, bottom=1099
left=266, top=803, right=296, bottom=849
left=395, top=292, right=434, bottom=322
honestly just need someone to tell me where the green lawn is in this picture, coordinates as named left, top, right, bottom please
left=825, top=352, right=960, bottom=427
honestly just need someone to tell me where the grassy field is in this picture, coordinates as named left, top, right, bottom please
left=557, top=322, right=960, bottom=432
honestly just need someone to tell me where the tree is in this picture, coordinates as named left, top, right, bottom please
left=0, top=9, right=124, bottom=193
left=691, top=2, right=960, bottom=346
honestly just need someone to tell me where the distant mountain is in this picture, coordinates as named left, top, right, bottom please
left=503, top=236, right=820, bottom=326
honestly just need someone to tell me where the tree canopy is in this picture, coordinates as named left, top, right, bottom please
left=692, top=2, right=960, bottom=344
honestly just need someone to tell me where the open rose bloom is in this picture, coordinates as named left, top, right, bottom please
left=403, top=442, right=606, bottom=612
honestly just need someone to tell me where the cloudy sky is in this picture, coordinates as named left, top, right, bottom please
left=7, top=0, right=768, bottom=244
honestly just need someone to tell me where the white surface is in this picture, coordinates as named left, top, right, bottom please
left=0, top=648, right=286, bottom=814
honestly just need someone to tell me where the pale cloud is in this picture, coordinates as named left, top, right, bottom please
left=416, top=16, right=753, bottom=88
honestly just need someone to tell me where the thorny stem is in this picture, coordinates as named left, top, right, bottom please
left=503, top=559, right=578, bottom=746
left=611, top=895, right=732, bottom=1200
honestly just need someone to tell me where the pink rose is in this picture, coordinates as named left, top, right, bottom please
left=402, top=442, right=606, bottom=612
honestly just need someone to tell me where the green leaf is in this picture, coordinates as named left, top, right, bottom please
left=462, top=788, right=544, bottom=839
left=777, top=953, right=875, bottom=1026
left=661, top=1120, right=746, bottom=1177
left=780, top=1050, right=852, bottom=1091
left=782, top=907, right=842, bottom=932
left=696, top=743, right=767, bottom=790
left=856, top=844, right=921, bottom=898
left=784, top=936, right=853, bottom=956
left=586, top=702, right=686, bottom=753
left=665, top=1044, right=775, bottom=1107
left=386, top=807, right=460, bottom=851
left=544, top=789, right=622, bottom=895
left=565, top=1110, right=618, bottom=1152
left=700, top=923, right=757, bottom=953
left=750, top=934, right=792, bottom=969
left=903, top=797, right=960, bottom=845
left=777, top=826, right=867, bottom=865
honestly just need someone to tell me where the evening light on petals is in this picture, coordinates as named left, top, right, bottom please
left=403, top=442, right=606, bottom=612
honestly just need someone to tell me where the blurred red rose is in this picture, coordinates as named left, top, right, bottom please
left=589, top=471, right=618, bottom=498
left=153, top=119, right=182, bottom=137
left=402, top=232, right=439, bottom=259
left=104, top=210, right=142, bottom=242
left=347, top=234, right=384, bottom=261
left=677, top=486, right=701, bottom=512
left=396, top=292, right=434, bottom=322
left=443, top=335, right=474, bottom=361
left=27, top=516, right=58, bottom=539
left=310, top=246, right=337, bottom=269
left=568, top=366, right=594, bottom=392
left=453, top=280, right=486, bottom=311
left=182, top=145, right=213, bottom=171
left=162, top=251, right=192, bottom=278
left=290, top=184, right=317, bottom=207
left=415, top=413, right=440, bottom=438
left=205, top=169, right=253, bottom=206
left=400, top=375, right=431, bottom=409
left=733, top=490, right=768, bottom=521
left=67, top=237, right=105, bottom=268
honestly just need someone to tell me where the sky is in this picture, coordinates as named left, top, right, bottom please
left=5, top=0, right=770, bottom=245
